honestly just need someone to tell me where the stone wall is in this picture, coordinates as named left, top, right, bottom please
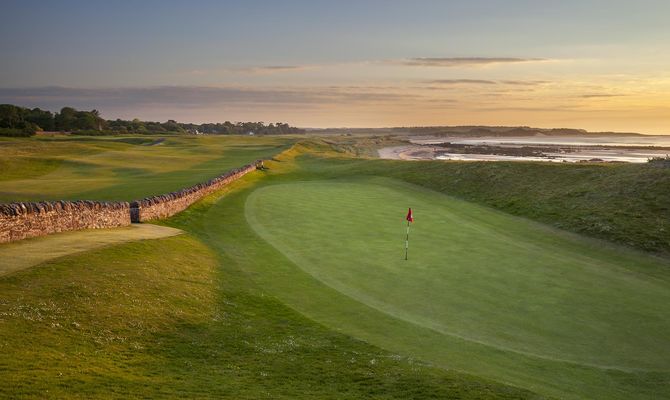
left=0, top=161, right=261, bottom=244
left=130, top=162, right=258, bottom=222
left=0, top=201, right=130, bottom=243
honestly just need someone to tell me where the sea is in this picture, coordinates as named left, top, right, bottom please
left=412, top=135, right=670, bottom=163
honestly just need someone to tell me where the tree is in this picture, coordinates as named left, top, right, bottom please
left=26, top=108, right=54, bottom=131
left=55, top=107, right=77, bottom=130
left=0, top=104, right=21, bottom=128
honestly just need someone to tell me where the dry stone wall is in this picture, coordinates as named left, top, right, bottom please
left=130, top=162, right=258, bottom=222
left=0, top=160, right=261, bottom=244
left=0, top=201, right=130, bottom=243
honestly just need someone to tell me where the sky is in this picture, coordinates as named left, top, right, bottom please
left=1, top=0, right=669, bottom=133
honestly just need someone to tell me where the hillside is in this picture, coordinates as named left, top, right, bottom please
left=307, top=126, right=645, bottom=137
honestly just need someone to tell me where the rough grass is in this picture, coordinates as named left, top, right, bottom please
left=0, top=157, right=63, bottom=182
left=372, top=161, right=670, bottom=254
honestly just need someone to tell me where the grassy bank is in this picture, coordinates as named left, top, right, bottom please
left=375, top=160, right=670, bottom=254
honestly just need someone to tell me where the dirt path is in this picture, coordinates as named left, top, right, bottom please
left=0, top=224, right=182, bottom=276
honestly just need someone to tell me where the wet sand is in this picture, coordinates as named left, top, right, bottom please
left=379, top=136, right=670, bottom=163
left=377, top=145, right=441, bottom=160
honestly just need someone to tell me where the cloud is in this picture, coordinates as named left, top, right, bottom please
left=258, top=65, right=303, bottom=71
left=400, top=57, right=547, bottom=67
left=500, top=80, right=550, bottom=86
left=426, top=79, right=497, bottom=85
left=233, top=65, right=312, bottom=74
left=183, top=65, right=313, bottom=76
left=476, top=106, right=579, bottom=113
left=0, top=85, right=420, bottom=113
left=579, top=93, right=626, bottom=98
left=183, top=58, right=549, bottom=78
left=422, top=79, right=550, bottom=89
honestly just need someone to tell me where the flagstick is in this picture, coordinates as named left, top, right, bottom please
left=405, top=220, right=410, bottom=260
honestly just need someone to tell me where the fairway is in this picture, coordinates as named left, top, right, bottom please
left=0, top=135, right=292, bottom=202
left=245, top=178, right=670, bottom=397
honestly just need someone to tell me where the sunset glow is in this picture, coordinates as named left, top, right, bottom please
left=1, top=0, right=669, bottom=133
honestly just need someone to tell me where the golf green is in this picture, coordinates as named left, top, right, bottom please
left=245, top=178, right=670, bottom=394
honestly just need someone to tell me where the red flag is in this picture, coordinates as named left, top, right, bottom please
left=406, top=208, right=414, bottom=223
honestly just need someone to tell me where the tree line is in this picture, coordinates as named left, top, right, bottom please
left=0, top=104, right=304, bottom=137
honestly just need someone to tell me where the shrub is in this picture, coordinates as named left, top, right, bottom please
left=648, top=155, right=670, bottom=167
left=0, top=127, right=35, bottom=137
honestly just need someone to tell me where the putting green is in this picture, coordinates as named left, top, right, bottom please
left=245, top=179, right=670, bottom=373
